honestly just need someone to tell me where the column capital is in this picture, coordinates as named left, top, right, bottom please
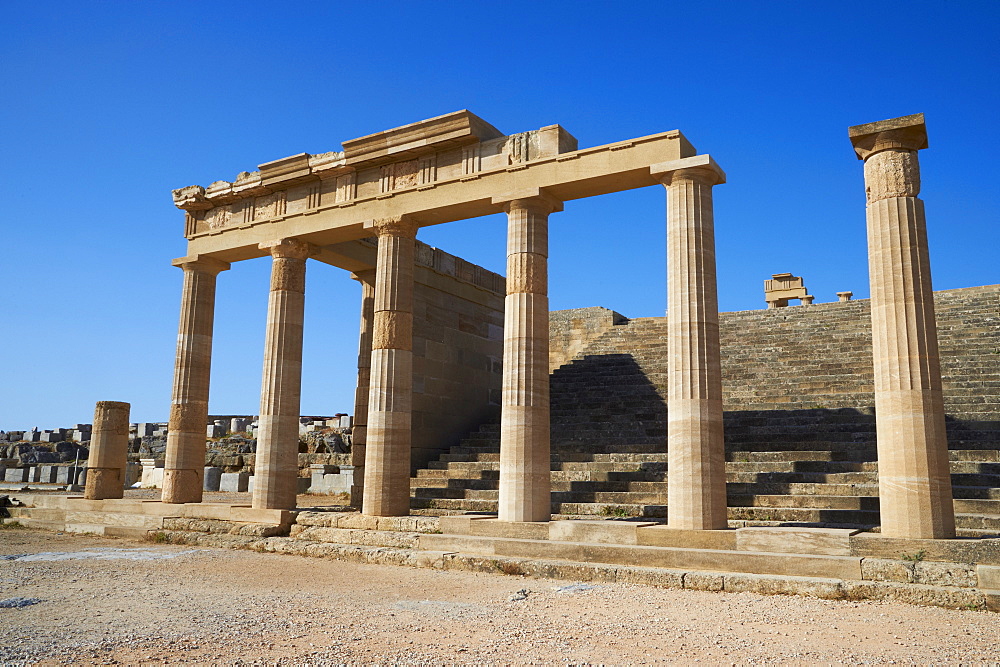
left=364, top=216, right=419, bottom=238
left=651, top=154, right=726, bottom=187
left=849, top=113, right=927, bottom=161
left=259, top=238, right=315, bottom=260
left=171, top=254, right=231, bottom=275
left=351, top=268, right=377, bottom=285
left=491, top=188, right=563, bottom=215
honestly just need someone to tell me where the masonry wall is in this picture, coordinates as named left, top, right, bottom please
left=548, top=307, right=627, bottom=372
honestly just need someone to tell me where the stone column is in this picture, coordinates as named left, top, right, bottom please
left=492, top=190, right=562, bottom=522
left=349, top=269, right=376, bottom=507
left=652, top=155, right=728, bottom=530
left=849, top=113, right=955, bottom=539
left=162, top=255, right=229, bottom=504
left=252, top=238, right=314, bottom=511
left=84, top=401, right=130, bottom=500
left=362, top=217, right=418, bottom=517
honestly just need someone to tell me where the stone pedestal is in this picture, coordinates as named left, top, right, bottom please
left=252, top=238, right=314, bottom=510
left=350, top=269, right=376, bottom=508
left=849, top=114, right=955, bottom=539
left=493, top=191, right=562, bottom=522
left=84, top=401, right=130, bottom=500
left=362, top=218, right=417, bottom=517
left=163, top=256, right=229, bottom=504
left=652, top=156, right=728, bottom=531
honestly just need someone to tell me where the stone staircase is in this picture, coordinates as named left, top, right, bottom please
left=410, top=285, right=1000, bottom=534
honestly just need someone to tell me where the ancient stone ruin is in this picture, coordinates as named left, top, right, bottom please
left=5, top=111, right=999, bottom=610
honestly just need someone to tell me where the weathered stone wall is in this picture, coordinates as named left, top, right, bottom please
left=548, top=307, right=628, bottom=372
left=410, top=260, right=504, bottom=471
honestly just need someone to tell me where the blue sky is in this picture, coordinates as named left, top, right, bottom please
left=2, top=1, right=997, bottom=429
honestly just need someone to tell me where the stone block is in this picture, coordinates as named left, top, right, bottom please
left=465, top=518, right=550, bottom=540
left=724, top=573, right=844, bottom=600
left=683, top=571, right=725, bottom=591
left=124, top=462, right=142, bottom=487
left=4, top=467, right=29, bottom=483
left=913, top=561, right=977, bottom=588
left=635, top=526, right=737, bottom=550
left=37, top=465, right=59, bottom=484
left=203, top=467, right=222, bottom=491
left=861, top=558, right=914, bottom=583
left=54, top=466, right=83, bottom=484
left=977, top=565, right=1000, bottom=590
left=219, top=472, right=250, bottom=492
left=549, top=520, right=657, bottom=545
left=736, top=527, right=858, bottom=556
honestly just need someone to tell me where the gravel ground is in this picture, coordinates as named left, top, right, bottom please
left=1, top=528, right=998, bottom=665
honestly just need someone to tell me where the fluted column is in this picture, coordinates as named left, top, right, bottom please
left=849, top=114, right=955, bottom=538
left=85, top=401, right=130, bottom=500
left=493, top=190, right=561, bottom=522
left=162, top=255, right=229, bottom=504
left=652, top=155, right=728, bottom=530
left=349, top=269, right=376, bottom=507
left=252, top=238, right=314, bottom=510
left=362, top=217, right=418, bottom=517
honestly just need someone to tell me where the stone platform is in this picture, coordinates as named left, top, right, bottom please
left=7, top=493, right=1000, bottom=612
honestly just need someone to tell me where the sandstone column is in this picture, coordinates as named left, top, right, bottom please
left=349, top=269, right=376, bottom=507
left=362, top=217, right=418, bottom=517
left=252, top=238, right=314, bottom=511
left=492, top=190, right=562, bottom=522
left=651, top=156, right=728, bottom=530
left=84, top=401, right=130, bottom=500
left=849, top=113, right=955, bottom=538
left=163, top=255, right=229, bottom=504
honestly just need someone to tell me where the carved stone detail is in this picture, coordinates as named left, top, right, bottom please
left=336, top=173, right=357, bottom=203
left=260, top=238, right=314, bottom=260
left=372, top=311, right=413, bottom=351
left=462, top=145, right=481, bottom=175
left=419, top=155, right=437, bottom=185
left=254, top=191, right=287, bottom=220
left=864, top=149, right=920, bottom=203
left=206, top=205, right=233, bottom=230
left=370, top=216, right=418, bottom=238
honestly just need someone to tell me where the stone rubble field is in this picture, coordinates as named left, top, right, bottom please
left=1, top=528, right=998, bottom=665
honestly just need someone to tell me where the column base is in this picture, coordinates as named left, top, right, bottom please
left=83, top=468, right=125, bottom=500
left=162, top=468, right=205, bottom=504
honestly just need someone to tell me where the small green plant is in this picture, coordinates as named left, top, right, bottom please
left=901, top=549, right=927, bottom=562
left=599, top=506, right=630, bottom=518
left=148, top=531, right=169, bottom=544
left=0, top=521, right=26, bottom=530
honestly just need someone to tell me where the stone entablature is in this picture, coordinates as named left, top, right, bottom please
left=173, top=111, right=581, bottom=241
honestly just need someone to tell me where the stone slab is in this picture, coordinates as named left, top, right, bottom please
left=466, top=519, right=550, bottom=540
left=229, top=506, right=292, bottom=526
left=438, top=514, right=496, bottom=535
left=635, top=526, right=737, bottom=550
left=549, top=520, right=658, bottom=545
left=850, top=533, right=1000, bottom=565
left=978, top=565, right=1000, bottom=590
left=736, top=527, right=859, bottom=556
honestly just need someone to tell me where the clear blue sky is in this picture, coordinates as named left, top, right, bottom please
left=2, top=1, right=997, bottom=430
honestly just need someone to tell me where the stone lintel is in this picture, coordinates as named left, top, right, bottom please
left=650, top=154, right=726, bottom=185
left=490, top=187, right=564, bottom=213
left=343, top=110, right=504, bottom=167
left=171, top=254, right=231, bottom=274
left=849, top=113, right=928, bottom=160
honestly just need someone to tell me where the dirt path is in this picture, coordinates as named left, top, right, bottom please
left=2, top=528, right=998, bottom=665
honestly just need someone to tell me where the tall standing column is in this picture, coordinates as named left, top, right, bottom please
left=362, top=217, right=418, bottom=517
left=652, top=156, right=728, bottom=530
left=85, top=401, right=130, bottom=500
left=163, top=255, right=229, bottom=504
left=493, top=191, right=561, bottom=522
left=849, top=114, right=955, bottom=539
left=349, top=269, right=376, bottom=507
left=252, top=238, right=314, bottom=511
